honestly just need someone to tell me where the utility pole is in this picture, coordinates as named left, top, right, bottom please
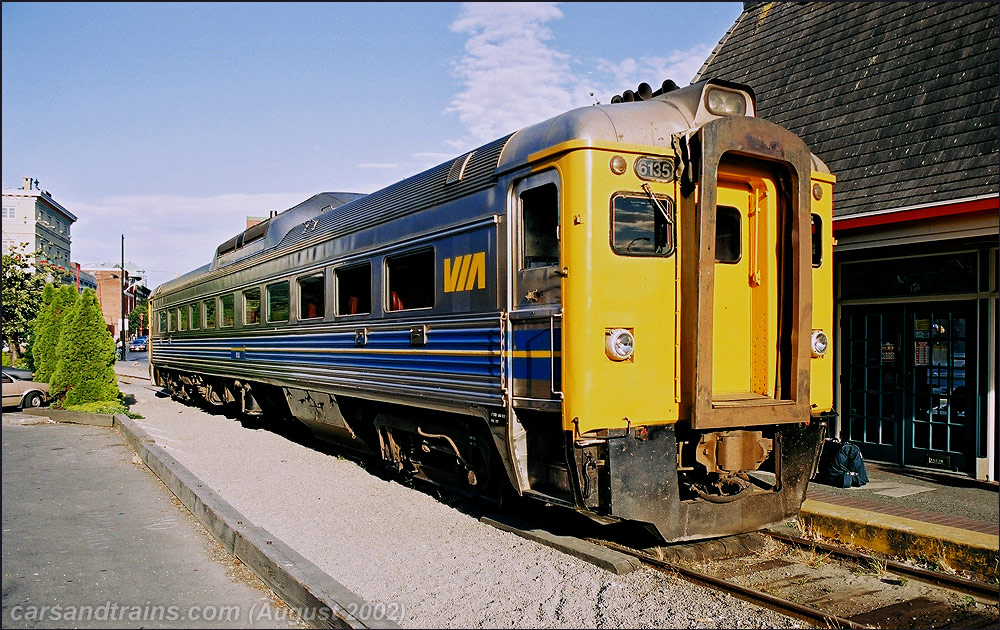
left=121, top=234, right=127, bottom=361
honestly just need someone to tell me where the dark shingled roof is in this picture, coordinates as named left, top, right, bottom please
left=695, top=2, right=999, bottom=217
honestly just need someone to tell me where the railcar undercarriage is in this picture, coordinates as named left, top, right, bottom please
left=154, top=366, right=824, bottom=543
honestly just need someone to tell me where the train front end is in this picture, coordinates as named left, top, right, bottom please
left=547, top=80, right=835, bottom=541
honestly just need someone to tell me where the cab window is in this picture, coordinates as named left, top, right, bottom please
left=611, top=193, right=674, bottom=256
left=811, top=214, right=823, bottom=267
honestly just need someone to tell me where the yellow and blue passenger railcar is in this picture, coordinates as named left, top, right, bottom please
left=150, top=78, right=836, bottom=541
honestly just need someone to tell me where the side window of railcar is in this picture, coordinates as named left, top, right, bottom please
left=267, top=281, right=290, bottom=323
left=611, top=193, right=675, bottom=256
left=190, top=303, right=201, bottom=330
left=167, top=310, right=175, bottom=332
left=177, top=307, right=188, bottom=331
left=386, top=249, right=434, bottom=311
left=715, top=206, right=741, bottom=264
left=297, top=274, right=325, bottom=320
left=220, top=294, right=235, bottom=328
left=811, top=214, right=823, bottom=267
left=204, top=298, right=216, bottom=329
left=243, top=288, right=261, bottom=325
left=336, top=263, right=371, bottom=316
left=159, top=311, right=168, bottom=335
left=520, top=183, right=559, bottom=268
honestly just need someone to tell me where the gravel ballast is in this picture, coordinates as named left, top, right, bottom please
left=118, top=376, right=803, bottom=629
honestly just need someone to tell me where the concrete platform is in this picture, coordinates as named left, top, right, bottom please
left=798, top=466, right=998, bottom=583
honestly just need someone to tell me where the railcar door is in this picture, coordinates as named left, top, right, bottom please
left=508, top=171, right=562, bottom=404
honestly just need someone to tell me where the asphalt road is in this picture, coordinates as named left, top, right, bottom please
left=1, top=419, right=304, bottom=629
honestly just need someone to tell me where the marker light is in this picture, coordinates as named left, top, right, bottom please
left=605, top=328, right=635, bottom=361
left=610, top=155, right=627, bottom=175
left=811, top=330, right=829, bottom=357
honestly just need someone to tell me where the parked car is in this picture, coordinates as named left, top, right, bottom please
left=2, top=366, right=34, bottom=380
left=129, top=336, right=149, bottom=352
left=1, top=370, right=50, bottom=409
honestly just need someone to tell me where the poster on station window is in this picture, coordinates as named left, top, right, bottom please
left=914, top=318, right=931, bottom=339
left=914, top=340, right=930, bottom=366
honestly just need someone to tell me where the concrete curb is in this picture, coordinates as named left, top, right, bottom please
left=112, top=414, right=399, bottom=629
left=800, top=499, right=999, bottom=583
left=23, top=408, right=114, bottom=427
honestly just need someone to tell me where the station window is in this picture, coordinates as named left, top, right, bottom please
left=811, top=214, right=823, bottom=268
left=336, top=263, right=371, bottom=316
left=298, top=274, right=325, bottom=320
left=386, top=250, right=434, bottom=311
left=611, top=193, right=674, bottom=256
left=715, top=206, right=741, bottom=264
left=220, top=294, right=235, bottom=328
left=204, top=298, right=217, bottom=329
left=159, top=311, right=168, bottom=334
left=267, top=281, right=290, bottom=323
left=177, top=307, right=187, bottom=331
left=243, top=288, right=261, bottom=325
left=190, top=303, right=201, bottom=330
left=520, top=183, right=559, bottom=268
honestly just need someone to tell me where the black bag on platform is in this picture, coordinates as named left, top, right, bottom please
left=815, top=438, right=870, bottom=488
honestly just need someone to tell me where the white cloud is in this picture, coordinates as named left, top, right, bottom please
left=68, top=192, right=312, bottom=290
left=446, top=2, right=718, bottom=144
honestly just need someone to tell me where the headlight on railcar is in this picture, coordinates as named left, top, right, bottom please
left=605, top=328, right=635, bottom=361
left=811, top=330, right=829, bottom=357
left=705, top=87, right=748, bottom=117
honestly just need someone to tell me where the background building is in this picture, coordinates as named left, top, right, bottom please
left=80, top=261, right=151, bottom=339
left=697, top=2, right=998, bottom=480
left=2, top=176, right=76, bottom=273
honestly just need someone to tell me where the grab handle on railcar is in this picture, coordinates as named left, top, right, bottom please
left=550, top=310, right=563, bottom=399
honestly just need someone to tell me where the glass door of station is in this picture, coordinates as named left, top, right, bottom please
left=842, top=302, right=977, bottom=475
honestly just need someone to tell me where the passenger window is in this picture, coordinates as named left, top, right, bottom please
left=267, top=281, right=289, bottom=323
left=521, top=183, right=559, bottom=268
left=204, top=298, right=216, bottom=328
left=715, top=206, right=741, bottom=264
left=220, top=294, right=235, bottom=328
left=159, top=311, right=167, bottom=334
left=811, top=214, right=822, bottom=267
left=166, top=310, right=174, bottom=332
left=611, top=193, right=674, bottom=256
left=386, top=250, right=434, bottom=311
left=243, top=288, right=261, bottom=325
left=336, top=263, right=371, bottom=315
left=190, top=303, right=201, bottom=330
left=177, top=307, right=187, bottom=331
left=298, top=274, right=325, bottom=320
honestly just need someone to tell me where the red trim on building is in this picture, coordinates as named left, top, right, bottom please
left=833, top=197, right=999, bottom=232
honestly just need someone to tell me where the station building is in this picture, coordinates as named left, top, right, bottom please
left=697, top=2, right=999, bottom=480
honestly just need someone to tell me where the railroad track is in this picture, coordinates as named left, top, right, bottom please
left=593, top=531, right=998, bottom=629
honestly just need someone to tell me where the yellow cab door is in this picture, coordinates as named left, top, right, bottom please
left=712, top=174, right=779, bottom=401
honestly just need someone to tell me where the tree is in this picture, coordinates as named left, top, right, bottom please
left=1, top=243, right=47, bottom=362
left=129, top=297, right=149, bottom=337
left=32, top=284, right=79, bottom=382
left=50, top=289, right=120, bottom=406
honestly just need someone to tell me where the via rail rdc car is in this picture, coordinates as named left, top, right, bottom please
left=150, top=79, right=836, bottom=542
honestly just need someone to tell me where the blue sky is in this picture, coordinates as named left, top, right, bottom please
left=2, top=2, right=743, bottom=288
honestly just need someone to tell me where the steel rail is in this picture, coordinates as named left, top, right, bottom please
left=762, top=530, right=1000, bottom=603
left=594, top=539, right=870, bottom=630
